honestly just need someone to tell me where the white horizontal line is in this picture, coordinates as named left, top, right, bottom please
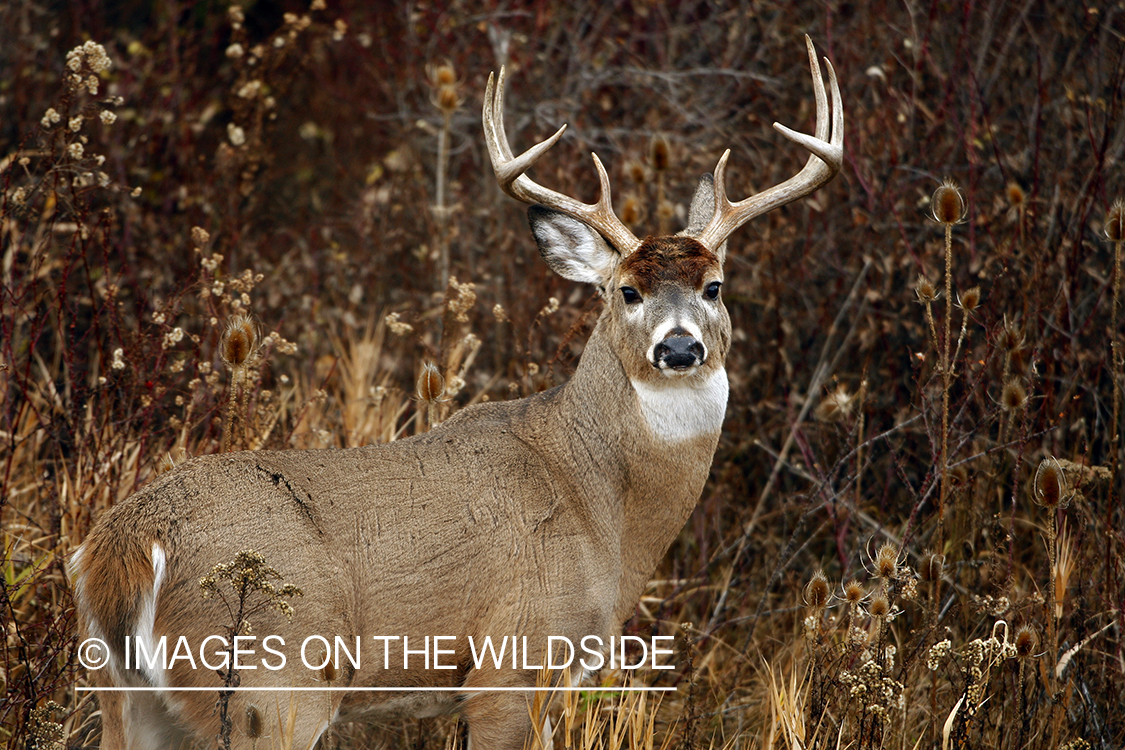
left=77, top=686, right=675, bottom=693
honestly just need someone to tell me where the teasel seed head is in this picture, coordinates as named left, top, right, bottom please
left=874, top=542, right=899, bottom=579
left=246, top=705, right=262, bottom=738
left=429, top=60, right=456, bottom=87
left=931, top=178, right=965, bottom=225
left=957, top=286, right=981, bottom=313
left=1015, top=625, right=1038, bottom=659
left=650, top=134, right=671, bottom=172
left=804, top=570, right=830, bottom=610
left=416, top=361, right=445, bottom=404
left=1033, top=457, right=1071, bottom=510
left=868, top=592, right=891, bottom=619
left=843, top=579, right=866, bottom=606
left=628, top=161, right=647, bottom=186
left=915, top=273, right=938, bottom=303
left=221, top=314, right=258, bottom=369
left=1001, top=379, right=1028, bottom=412
left=620, top=195, right=642, bottom=226
left=919, top=552, right=945, bottom=583
left=1105, top=198, right=1125, bottom=242
left=1006, top=181, right=1026, bottom=209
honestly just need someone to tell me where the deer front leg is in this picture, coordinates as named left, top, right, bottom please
left=462, top=690, right=538, bottom=750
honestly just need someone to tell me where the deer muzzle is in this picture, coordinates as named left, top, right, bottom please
left=654, top=334, right=705, bottom=371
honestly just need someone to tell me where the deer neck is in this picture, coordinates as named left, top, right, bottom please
left=555, top=315, right=727, bottom=621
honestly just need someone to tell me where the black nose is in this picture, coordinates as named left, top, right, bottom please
left=654, top=336, right=705, bottom=370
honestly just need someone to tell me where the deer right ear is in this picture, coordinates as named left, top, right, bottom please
left=528, top=205, right=619, bottom=286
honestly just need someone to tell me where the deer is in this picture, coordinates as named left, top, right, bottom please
left=69, top=36, right=842, bottom=750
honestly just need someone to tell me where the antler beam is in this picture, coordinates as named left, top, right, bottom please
left=695, top=35, right=844, bottom=252
left=483, top=68, right=642, bottom=256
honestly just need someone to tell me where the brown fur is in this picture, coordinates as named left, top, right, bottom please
left=618, top=236, right=718, bottom=294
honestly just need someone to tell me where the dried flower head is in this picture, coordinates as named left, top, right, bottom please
left=1014, top=625, right=1038, bottom=659
left=957, top=286, right=981, bottom=312
left=628, top=161, right=647, bottom=186
left=1105, top=198, right=1125, bottom=242
left=430, top=61, right=456, bottom=86
left=815, top=382, right=854, bottom=423
left=998, top=317, right=1024, bottom=352
left=417, top=361, right=445, bottom=404
left=873, top=542, right=900, bottom=579
left=1006, top=181, right=1026, bottom=209
left=245, top=705, right=262, bottom=738
left=843, top=579, right=866, bottom=606
left=321, top=661, right=338, bottom=683
left=650, top=134, right=671, bottom=172
left=915, top=274, right=938, bottom=303
left=804, top=570, right=831, bottom=610
left=931, top=178, right=965, bottom=225
left=868, top=592, right=891, bottom=619
left=1000, top=379, right=1027, bottom=412
left=919, top=553, right=944, bottom=583
left=1033, top=457, right=1071, bottom=509
left=222, top=314, right=259, bottom=369
left=620, top=195, right=642, bottom=226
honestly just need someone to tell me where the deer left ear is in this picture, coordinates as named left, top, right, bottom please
left=680, top=174, right=728, bottom=265
left=528, top=205, right=619, bottom=286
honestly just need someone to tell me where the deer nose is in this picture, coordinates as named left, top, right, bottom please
left=653, top=334, right=705, bottom=371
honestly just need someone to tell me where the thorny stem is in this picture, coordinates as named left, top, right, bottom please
left=436, top=109, right=452, bottom=291
left=939, top=223, right=953, bottom=555
left=1112, top=238, right=1121, bottom=506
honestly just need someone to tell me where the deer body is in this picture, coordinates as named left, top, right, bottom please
left=71, top=37, right=841, bottom=750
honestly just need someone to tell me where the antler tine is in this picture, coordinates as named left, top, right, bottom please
left=483, top=68, right=641, bottom=255
left=696, top=35, right=844, bottom=253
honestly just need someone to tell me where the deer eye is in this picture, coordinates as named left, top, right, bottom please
left=620, top=286, right=642, bottom=305
left=704, top=281, right=722, bottom=300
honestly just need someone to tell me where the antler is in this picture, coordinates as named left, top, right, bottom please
left=483, top=68, right=641, bottom=255
left=695, top=35, right=844, bottom=252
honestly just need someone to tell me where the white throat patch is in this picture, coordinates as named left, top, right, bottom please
left=631, top=368, right=728, bottom=443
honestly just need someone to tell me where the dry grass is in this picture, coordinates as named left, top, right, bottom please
left=2, top=1, right=1123, bottom=748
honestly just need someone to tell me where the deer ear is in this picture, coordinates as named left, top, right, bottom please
left=680, top=174, right=727, bottom=263
left=528, top=205, right=619, bottom=285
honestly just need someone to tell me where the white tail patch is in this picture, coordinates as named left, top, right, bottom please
left=133, top=542, right=167, bottom=687
left=632, top=368, right=728, bottom=442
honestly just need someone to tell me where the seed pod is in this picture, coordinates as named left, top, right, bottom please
left=874, top=542, right=899, bottom=579
left=843, top=579, right=865, bottom=605
left=1001, top=379, right=1027, bottom=412
left=1105, top=198, right=1125, bottom=242
left=958, top=286, right=981, bottom=312
left=417, top=362, right=445, bottom=404
left=431, top=61, right=456, bottom=86
left=804, top=570, right=830, bottom=609
left=931, top=179, right=965, bottom=225
left=915, top=274, right=937, bottom=302
left=868, top=593, right=890, bottom=618
left=1006, top=181, right=1026, bottom=209
left=1033, top=457, right=1070, bottom=509
left=919, top=553, right=944, bottom=583
left=246, top=705, right=262, bottom=738
left=650, top=134, right=670, bottom=172
left=1015, top=625, right=1038, bottom=658
left=322, top=660, right=338, bottom=682
left=437, top=85, right=461, bottom=113
left=221, top=314, right=258, bottom=369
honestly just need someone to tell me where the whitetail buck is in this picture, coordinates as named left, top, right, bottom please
left=70, top=36, right=841, bottom=750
